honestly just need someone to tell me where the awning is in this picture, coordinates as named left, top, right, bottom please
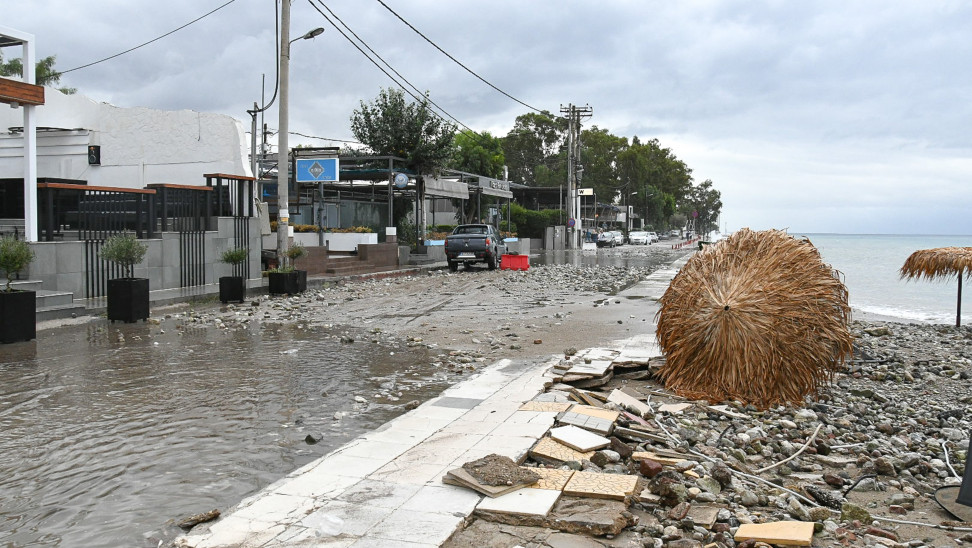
left=424, top=177, right=469, bottom=199
left=476, top=177, right=513, bottom=199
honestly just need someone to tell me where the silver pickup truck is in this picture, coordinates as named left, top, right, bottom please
left=443, top=224, right=507, bottom=271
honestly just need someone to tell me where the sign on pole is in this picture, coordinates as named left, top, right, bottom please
left=295, top=158, right=339, bottom=183
left=577, top=188, right=594, bottom=196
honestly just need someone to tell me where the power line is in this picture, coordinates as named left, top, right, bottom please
left=374, top=0, right=544, bottom=114
left=61, top=0, right=239, bottom=74
left=290, top=131, right=362, bottom=145
left=306, top=0, right=481, bottom=139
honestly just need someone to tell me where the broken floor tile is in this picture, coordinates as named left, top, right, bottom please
left=562, top=471, right=638, bottom=501
left=631, top=452, right=682, bottom=466
left=565, top=360, right=613, bottom=377
left=734, top=521, right=815, bottom=546
left=569, top=405, right=620, bottom=422
left=557, top=412, right=614, bottom=436
left=550, top=425, right=611, bottom=452
left=519, top=401, right=572, bottom=413
left=475, top=487, right=561, bottom=517
left=529, top=437, right=594, bottom=465
left=657, top=402, right=693, bottom=414
left=527, top=467, right=575, bottom=491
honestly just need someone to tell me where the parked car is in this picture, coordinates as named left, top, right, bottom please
left=647, top=231, right=659, bottom=243
left=597, top=231, right=618, bottom=248
left=444, top=224, right=507, bottom=271
left=614, top=232, right=624, bottom=246
left=628, top=231, right=649, bottom=245
left=670, top=230, right=681, bottom=238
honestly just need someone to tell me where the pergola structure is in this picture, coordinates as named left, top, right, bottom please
left=0, top=26, right=42, bottom=242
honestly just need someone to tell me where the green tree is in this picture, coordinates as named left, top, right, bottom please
left=0, top=53, right=76, bottom=94
left=449, top=130, right=505, bottom=178
left=578, top=126, right=627, bottom=201
left=683, top=179, right=723, bottom=234
left=449, top=130, right=506, bottom=223
left=350, top=88, right=455, bottom=177
left=501, top=111, right=567, bottom=186
left=617, top=137, right=692, bottom=228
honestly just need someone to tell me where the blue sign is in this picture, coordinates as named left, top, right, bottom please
left=295, top=158, right=339, bottom=183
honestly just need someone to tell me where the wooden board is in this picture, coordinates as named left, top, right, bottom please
left=734, top=521, right=815, bottom=546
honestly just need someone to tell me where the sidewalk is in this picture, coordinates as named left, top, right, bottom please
left=176, top=260, right=685, bottom=547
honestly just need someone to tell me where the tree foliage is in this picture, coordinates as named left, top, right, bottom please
left=349, top=88, right=455, bottom=176
left=449, top=130, right=505, bottom=178
left=0, top=53, right=76, bottom=94
left=682, top=179, right=723, bottom=234
left=501, top=111, right=567, bottom=186
left=578, top=126, right=627, bottom=201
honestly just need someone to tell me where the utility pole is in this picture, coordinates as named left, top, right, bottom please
left=276, top=0, right=291, bottom=266
left=559, top=103, right=592, bottom=249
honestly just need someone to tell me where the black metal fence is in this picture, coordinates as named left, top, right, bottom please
left=32, top=176, right=256, bottom=297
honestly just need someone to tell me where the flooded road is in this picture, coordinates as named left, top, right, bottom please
left=0, top=319, right=453, bottom=547
left=0, top=244, right=690, bottom=547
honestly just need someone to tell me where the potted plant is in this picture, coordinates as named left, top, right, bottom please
left=218, top=247, right=248, bottom=303
left=267, top=243, right=306, bottom=295
left=100, top=232, right=149, bottom=323
left=0, top=236, right=36, bottom=343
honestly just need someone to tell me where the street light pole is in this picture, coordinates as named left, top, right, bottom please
left=276, top=0, right=292, bottom=268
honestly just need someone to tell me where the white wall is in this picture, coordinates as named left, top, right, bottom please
left=0, top=88, right=251, bottom=187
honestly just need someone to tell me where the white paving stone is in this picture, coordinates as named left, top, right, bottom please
left=475, top=487, right=561, bottom=516
left=550, top=424, right=611, bottom=452
left=400, top=484, right=481, bottom=515
left=363, top=508, right=464, bottom=545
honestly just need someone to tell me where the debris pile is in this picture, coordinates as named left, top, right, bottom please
left=445, top=331, right=972, bottom=547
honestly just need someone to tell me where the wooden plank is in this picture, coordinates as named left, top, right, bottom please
left=734, top=521, right=815, bottom=546
left=0, top=77, right=44, bottom=106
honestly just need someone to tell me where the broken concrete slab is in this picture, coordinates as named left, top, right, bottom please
left=550, top=425, right=611, bottom=452
left=607, top=389, right=652, bottom=417
left=657, top=402, right=693, bottom=414
left=475, top=487, right=561, bottom=517
left=562, top=471, right=638, bottom=501
left=686, top=504, right=722, bottom=529
left=734, top=521, right=815, bottom=546
left=473, top=496, right=633, bottom=536
left=631, top=452, right=682, bottom=466
left=569, top=405, right=620, bottom=423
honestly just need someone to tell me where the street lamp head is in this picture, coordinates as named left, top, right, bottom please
left=290, top=27, right=325, bottom=44
left=300, top=27, right=325, bottom=40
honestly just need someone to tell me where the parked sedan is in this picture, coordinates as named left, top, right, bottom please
left=597, top=231, right=618, bottom=247
left=613, top=231, right=625, bottom=246
left=628, top=231, right=649, bottom=245
left=647, top=231, right=659, bottom=243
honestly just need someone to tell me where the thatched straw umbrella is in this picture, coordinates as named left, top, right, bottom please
left=656, top=228, right=853, bottom=409
left=900, top=247, right=972, bottom=327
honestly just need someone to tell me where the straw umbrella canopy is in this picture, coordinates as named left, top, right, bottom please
left=899, top=247, right=972, bottom=327
left=656, top=228, right=853, bottom=409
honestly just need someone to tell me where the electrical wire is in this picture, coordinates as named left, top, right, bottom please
left=311, top=0, right=468, bottom=132
left=61, top=0, right=239, bottom=74
left=306, top=0, right=485, bottom=142
left=374, top=0, right=543, bottom=114
left=290, top=131, right=362, bottom=145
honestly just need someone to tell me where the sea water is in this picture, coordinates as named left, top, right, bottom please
left=794, top=233, right=972, bottom=324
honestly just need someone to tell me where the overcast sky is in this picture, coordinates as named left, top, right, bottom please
left=4, top=1, right=970, bottom=235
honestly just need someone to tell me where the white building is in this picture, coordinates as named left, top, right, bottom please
left=0, top=88, right=251, bottom=189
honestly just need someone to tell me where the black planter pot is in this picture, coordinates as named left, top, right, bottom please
left=268, top=271, right=301, bottom=295
left=0, top=289, right=36, bottom=343
left=219, top=276, right=246, bottom=303
left=107, top=278, right=150, bottom=323
left=296, top=270, right=307, bottom=293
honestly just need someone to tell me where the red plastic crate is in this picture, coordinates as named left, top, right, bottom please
left=500, top=254, right=529, bottom=271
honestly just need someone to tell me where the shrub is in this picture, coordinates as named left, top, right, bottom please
left=0, top=236, right=34, bottom=292
left=219, top=247, right=249, bottom=266
left=100, top=232, right=147, bottom=278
